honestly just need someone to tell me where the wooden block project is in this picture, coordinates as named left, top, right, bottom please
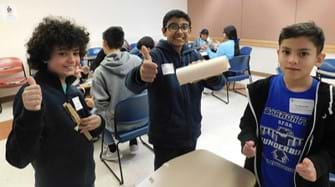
left=63, top=102, right=92, bottom=140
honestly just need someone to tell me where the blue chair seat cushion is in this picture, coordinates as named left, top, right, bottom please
left=115, top=118, right=148, bottom=132
left=116, top=125, right=149, bottom=142
left=227, top=74, right=249, bottom=82
left=330, top=173, right=335, bottom=182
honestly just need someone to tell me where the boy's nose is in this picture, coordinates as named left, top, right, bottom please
left=288, top=55, right=298, bottom=64
left=68, top=54, right=76, bottom=64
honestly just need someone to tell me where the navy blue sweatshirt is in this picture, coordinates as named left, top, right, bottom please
left=6, top=70, right=104, bottom=187
left=126, top=40, right=225, bottom=148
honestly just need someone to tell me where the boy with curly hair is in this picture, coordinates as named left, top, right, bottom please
left=6, top=17, right=104, bottom=187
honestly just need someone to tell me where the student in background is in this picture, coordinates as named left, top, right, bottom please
left=130, top=36, right=155, bottom=58
left=91, top=26, right=142, bottom=161
left=238, top=22, right=335, bottom=187
left=207, top=25, right=240, bottom=60
left=90, top=40, right=132, bottom=71
left=126, top=9, right=225, bottom=170
left=121, top=39, right=131, bottom=51
left=6, top=17, right=104, bottom=187
left=193, top=28, right=212, bottom=52
left=90, top=49, right=106, bottom=72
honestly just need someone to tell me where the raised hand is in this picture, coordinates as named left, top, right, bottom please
left=140, top=46, right=158, bottom=82
left=22, top=77, right=42, bottom=111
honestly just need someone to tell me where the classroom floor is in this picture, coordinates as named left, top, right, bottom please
left=0, top=77, right=256, bottom=187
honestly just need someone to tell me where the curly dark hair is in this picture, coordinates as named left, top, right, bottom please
left=26, top=16, right=90, bottom=70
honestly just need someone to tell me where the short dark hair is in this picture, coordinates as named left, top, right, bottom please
left=137, top=36, right=155, bottom=50
left=162, top=9, right=191, bottom=29
left=279, top=22, right=325, bottom=53
left=103, top=26, right=124, bottom=49
left=26, top=16, right=89, bottom=70
left=200, top=28, right=209, bottom=36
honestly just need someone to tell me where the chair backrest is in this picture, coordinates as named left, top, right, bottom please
left=240, top=46, right=252, bottom=56
left=330, top=172, right=335, bottom=183
left=229, top=55, right=250, bottom=73
left=317, top=58, right=335, bottom=79
left=0, top=57, right=27, bottom=88
left=129, top=43, right=137, bottom=50
left=0, top=57, right=25, bottom=76
left=87, top=47, right=102, bottom=59
left=114, top=92, right=149, bottom=131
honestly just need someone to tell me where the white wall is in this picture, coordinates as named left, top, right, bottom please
left=0, top=0, right=187, bottom=97
left=248, top=46, right=335, bottom=75
left=247, top=46, right=278, bottom=74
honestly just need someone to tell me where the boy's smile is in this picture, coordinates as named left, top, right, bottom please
left=162, top=17, right=191, bottom=53
left=48, top=47, right=81, bottom=80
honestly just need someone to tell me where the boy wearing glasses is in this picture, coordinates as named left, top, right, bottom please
left=126, top=9, right=225, bottom=170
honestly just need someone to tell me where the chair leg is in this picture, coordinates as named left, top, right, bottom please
left=100, top=143, right=124, bottom=185
left=116, top=143, right=124, bottom=185
left=139, top=136, right=153, bottom=152
left=99, top=130, right=105, bottom=160
left=211, top=82, right=229, bottom=104
left=248, top=70, right=253, bottom=83
left=230, top=81, right=248, bottom=97
left=100, top=131, right=124, bottom=185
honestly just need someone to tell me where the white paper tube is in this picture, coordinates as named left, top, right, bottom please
left=176, top=56, right=230, bottom=85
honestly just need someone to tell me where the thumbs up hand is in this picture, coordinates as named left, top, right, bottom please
left=296, top=158, right=317, bottom=182
left=22, top=77, right=42, bottom=111
left=140, top=46, right=158, bottom=83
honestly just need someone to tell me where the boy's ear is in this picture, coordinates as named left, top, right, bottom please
left=102, top=40, right=107, bottom=48
left=161, top=28, right=167, bottom=37
left=315, top=52, right=326, bottom=67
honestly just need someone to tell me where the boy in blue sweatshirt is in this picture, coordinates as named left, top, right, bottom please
left=238, top=22, right=335, bottom=187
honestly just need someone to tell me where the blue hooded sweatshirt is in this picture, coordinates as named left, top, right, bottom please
left=126, top=40, right=225, bottom=148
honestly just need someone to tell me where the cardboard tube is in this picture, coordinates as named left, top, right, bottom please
left=176, top=56, right=230, bottom=85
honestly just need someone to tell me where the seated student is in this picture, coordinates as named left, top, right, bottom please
left=91, top=39, right=131, bottom=70
left=193, top=28, right=212, bottom=51
left=126, top=9, right=225, bottom=170
left=207, top=25, right=240, bottom=60
left=238, top=22, right=335, bottom=187
left=130, top=36, right=155, bottom=58
left=6, top=17, right=104, bottom=187
left=121, top=39, right=131, bottom=52
left=90, top=49, right=106, bottom=71
left=91, top=26, right=142, bottom=161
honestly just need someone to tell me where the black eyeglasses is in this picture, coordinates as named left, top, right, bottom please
left=166, top=23, right=191, bottom=32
